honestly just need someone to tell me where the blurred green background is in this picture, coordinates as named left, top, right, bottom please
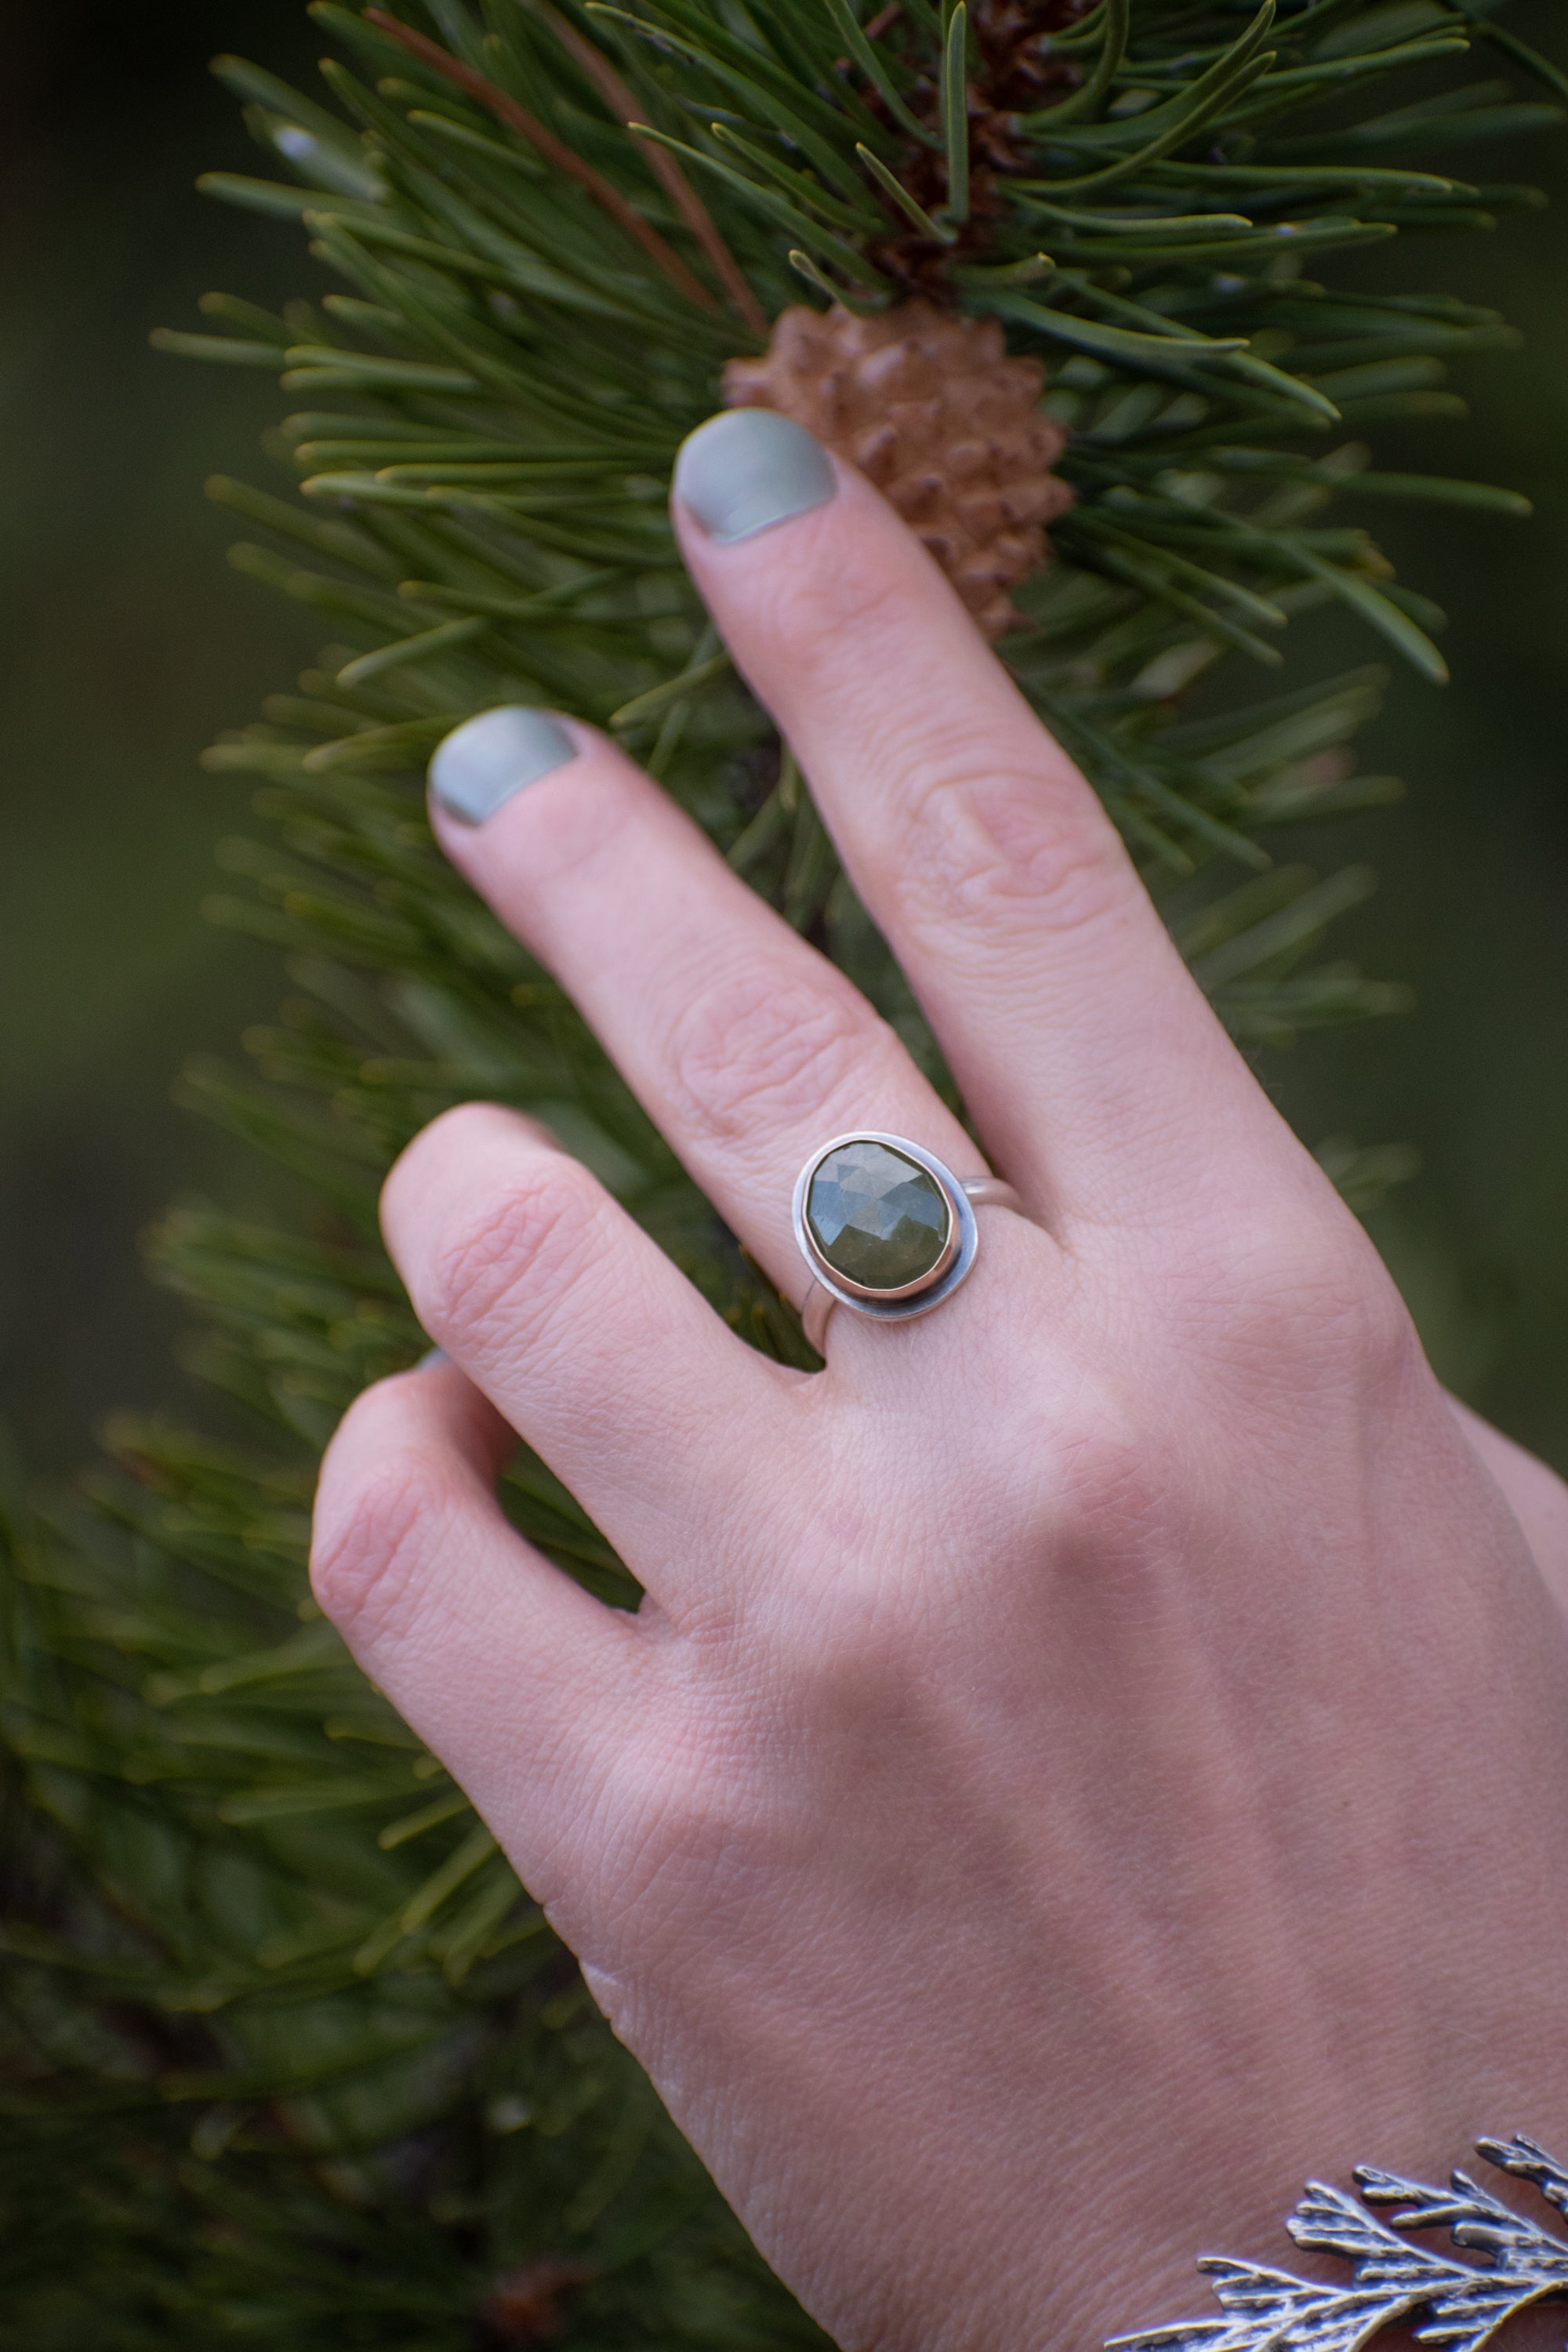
left=2, top=2, right=1565, bottom=1478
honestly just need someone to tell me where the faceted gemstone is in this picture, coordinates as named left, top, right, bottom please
left=805, top=1141, right=951, bottom=1292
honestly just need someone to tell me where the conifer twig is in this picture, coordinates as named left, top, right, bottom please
left=361, top=6, right=717, bottom=309
left=528, top=0, right=767, bottom=336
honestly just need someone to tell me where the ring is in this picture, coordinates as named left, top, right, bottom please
left=792, top=1132, right=1022, bottom=1353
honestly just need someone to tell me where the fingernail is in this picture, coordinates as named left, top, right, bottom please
left=673, top=408, right=836, bottom=546
left=428, top=706, right=577, bottom=826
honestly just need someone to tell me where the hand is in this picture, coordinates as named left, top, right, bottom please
left=312, top=410, right=1568, bottom=2352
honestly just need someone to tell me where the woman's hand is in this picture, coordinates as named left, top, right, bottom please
left=312, top=411, right=1568, bottom=2352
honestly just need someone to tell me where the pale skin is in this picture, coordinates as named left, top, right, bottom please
left=312, top=441, right=1568, bottom=2352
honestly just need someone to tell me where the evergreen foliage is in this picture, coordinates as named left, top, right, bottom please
left=2, top=1, right=1561, bottom=2339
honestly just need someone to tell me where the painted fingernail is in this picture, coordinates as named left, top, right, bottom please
left=428, top=706, right=577, bottom=826
left=673, top=408, right=836, bottom=546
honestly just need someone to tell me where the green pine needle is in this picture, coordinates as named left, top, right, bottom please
left=8, top=0, right=1561, bottom=2339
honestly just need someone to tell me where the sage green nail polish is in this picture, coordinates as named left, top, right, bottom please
left=428, top=706, right=576, bottom=826
left=674, top=408, right=836, bottom=546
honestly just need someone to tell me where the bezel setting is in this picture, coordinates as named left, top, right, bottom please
left=792, top=1132, right=980, bottom=1327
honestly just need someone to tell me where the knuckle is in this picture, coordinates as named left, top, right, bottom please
left=1300, top=1244, right=1418, bottom=1387
left=1053, top=1402, right=1163, bottom=1539
left=899, top=753, right=1132, bottom=943
left=986, top=1367, right=1170, bottom=1556
left=310, top=1428, right=455, bottom=1647
left=424, top=1156, right=603, bottom=1356
left=664, top=964, right=887, bottom=1147
left=735, top=503, right=1138, bottom=953
left=1189, top=1204, right=1418, bottom=1392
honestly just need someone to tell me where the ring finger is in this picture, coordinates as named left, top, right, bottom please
left=426, top=708, right=1026, bottom=1319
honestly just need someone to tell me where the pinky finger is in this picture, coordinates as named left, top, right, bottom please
left=311, top=1354, right=646, bottom=1896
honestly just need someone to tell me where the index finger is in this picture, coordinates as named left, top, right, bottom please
left=672, top=411, right=1272, bottom=1229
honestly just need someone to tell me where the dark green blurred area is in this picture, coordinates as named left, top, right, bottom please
left=2, top=2, right=1565, bottom=1478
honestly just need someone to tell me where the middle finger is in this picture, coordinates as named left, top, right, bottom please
left=671, top=412, right=1280, bottom=1232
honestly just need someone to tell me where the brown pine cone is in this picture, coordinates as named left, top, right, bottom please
left=722, top=299, right=1073, bottom=638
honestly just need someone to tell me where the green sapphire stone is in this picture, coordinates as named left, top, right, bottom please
left=805, top=1141, right=951, bottom=1292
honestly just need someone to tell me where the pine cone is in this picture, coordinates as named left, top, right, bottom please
left=722, top=300, right=1073, bottom=638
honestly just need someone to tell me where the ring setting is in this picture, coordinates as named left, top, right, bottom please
left=792, top=1132, right=1020, bottom=1352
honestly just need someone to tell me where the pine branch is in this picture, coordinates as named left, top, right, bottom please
left=3, top=0, right=1564, bottom=2339
left=362, top=4, right=721, bottom=307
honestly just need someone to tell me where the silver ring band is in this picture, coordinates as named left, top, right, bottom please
left=793, top=1133, right=1023, bottom=1354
